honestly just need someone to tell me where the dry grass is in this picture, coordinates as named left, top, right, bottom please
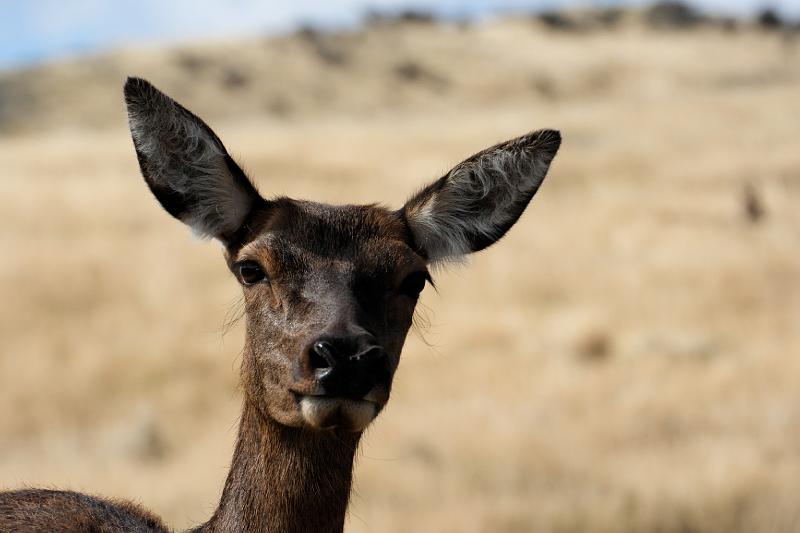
left=1, top=15, right=799, bottom=532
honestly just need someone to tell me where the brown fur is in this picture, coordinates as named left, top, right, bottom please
left=0, top=489, right=168, bottom=532
left=190, top=403, right=361, bottom=532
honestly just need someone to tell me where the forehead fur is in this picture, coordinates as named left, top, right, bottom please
left=229, top=198, right=419, bottom=264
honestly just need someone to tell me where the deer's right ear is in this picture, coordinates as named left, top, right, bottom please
left=124, top=77, right=263, bottom=244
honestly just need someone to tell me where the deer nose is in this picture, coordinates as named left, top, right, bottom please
left=307, top=337, right=388, bottom=400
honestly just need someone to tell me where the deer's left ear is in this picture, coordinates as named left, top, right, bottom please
left=124, top=77, right=263, bottom=244
left=402, top=129, right=561, bottom=263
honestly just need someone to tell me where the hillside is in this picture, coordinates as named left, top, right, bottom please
left=1, top=8, right=797, bottom=134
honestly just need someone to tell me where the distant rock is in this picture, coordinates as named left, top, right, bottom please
left=645, top=1, right=705, bottom=29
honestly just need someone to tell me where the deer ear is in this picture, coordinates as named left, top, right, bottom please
left=402, top=129, right=561, bottom=263
left=124, top=77, right=263, bottom=243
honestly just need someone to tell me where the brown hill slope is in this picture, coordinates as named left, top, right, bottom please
left=1, top=12, right=797, bottom=134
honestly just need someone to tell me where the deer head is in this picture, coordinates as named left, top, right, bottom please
left=124, top=77, right=560, bottom=433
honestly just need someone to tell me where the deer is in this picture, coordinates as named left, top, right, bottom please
left=0, top=77, right=561, bottom=532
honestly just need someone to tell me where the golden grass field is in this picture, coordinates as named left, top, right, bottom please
left=1, top=12, right=799, bottom=532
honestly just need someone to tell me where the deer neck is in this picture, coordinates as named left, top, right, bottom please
left=197, top=398, right=361, bottom=533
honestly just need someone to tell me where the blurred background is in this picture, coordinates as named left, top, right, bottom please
left=1, top=1, right=799, bottom=531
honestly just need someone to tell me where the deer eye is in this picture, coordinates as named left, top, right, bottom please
left=235, top=261, right=266, bottom=286
left=398, top=271, right=431, bottom=298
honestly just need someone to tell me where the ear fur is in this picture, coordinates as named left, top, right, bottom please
left=124, top=77, right=262, bottom=243
left=402, top=129, right=561, bottom=263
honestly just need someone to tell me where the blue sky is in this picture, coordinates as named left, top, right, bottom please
left=1, top=0, right=798, bottom=70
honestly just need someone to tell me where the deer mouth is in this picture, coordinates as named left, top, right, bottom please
left=294, top=394, right=381, bottom=432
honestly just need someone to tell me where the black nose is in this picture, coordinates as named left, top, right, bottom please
left=308, top=337, right=388, bottom=399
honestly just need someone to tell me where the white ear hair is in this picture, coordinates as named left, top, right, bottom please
left=403, top=129, right=561, bottom=263
left=124, top=77, right=261, bottom=242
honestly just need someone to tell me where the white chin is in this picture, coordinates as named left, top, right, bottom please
left=299, top=396, right=379, bottom=432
